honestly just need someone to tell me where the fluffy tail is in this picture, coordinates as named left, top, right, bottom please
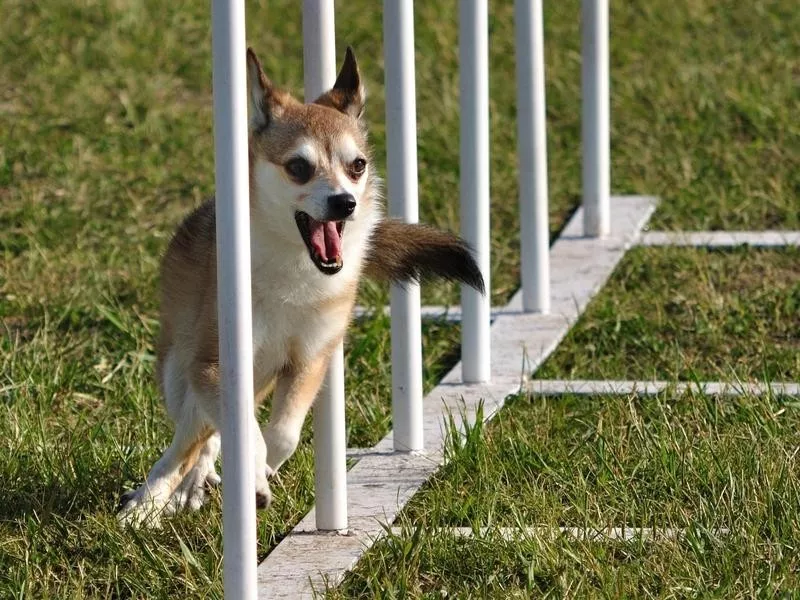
left=364, top=220, right=485, bottom=294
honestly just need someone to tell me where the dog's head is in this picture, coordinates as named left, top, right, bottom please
left=246, top=47, right=377, bottom=276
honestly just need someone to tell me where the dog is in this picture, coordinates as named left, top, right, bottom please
left=118, top=46, right=484, bottom=526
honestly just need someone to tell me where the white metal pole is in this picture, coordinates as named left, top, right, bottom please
left=515, top=0, right=551, bottom=313
left=459, top=0, right=491, bottom=383
left=384, top=0, right=424, bottom=452
left=312, top=343, right=347, bottom=529
left=211, top=0, right=257, bottom=597
left=303, top=0, right=336, bottom=101
left=303, top=0, right=348, bottom=531
left=581, top=0, right=610, bottom=237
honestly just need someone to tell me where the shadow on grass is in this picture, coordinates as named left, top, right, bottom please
left=0, top=459, right=128, bottom=522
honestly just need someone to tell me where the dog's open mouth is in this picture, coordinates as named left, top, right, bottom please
left=295, top=212, right=346, bottom=275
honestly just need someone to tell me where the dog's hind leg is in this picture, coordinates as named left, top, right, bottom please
left=118, top=399, right=212, bottom=527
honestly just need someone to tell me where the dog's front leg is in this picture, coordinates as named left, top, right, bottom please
left=251, top=414, right=272, bottom=508
left=194, top=393, right=271, bottom=510
left=263, top=346, right=334, bottom=475
left=187, top=368, right=272, bottom=510
left=165, top=432, right=221, bottom=515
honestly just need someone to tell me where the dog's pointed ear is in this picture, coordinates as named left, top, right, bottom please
left=246, top=47, right=287, bottom=130
left=315, top=47, right=366, bottom=120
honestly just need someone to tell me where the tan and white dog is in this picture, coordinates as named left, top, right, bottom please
left=118, top=47, right=484, bottom=526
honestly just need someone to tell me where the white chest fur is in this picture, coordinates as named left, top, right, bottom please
left=248, top=247, right=357, bottom=388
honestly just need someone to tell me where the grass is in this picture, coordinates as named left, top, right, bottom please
left=334, top=390, right=800, bottom=597
left=332, top=526, right=799, bottom=598
left=0, top=0, right=798, bottom=597
left=537, top=247, right=800, bottom=382
left=403, top=392, right=800, bottom=529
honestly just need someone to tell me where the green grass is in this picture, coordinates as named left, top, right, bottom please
left=334, top=391, right=800, bottom=597
left=1, top=0, right=799, bottom=596
left=403, top=392, right=800, bottom=529
left=332, top=526, right=800, bottom=598
left=537, top=247, right=800, bottom=382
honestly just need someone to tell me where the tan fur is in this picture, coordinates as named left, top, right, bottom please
left=119, top=46, right=482, bottom=527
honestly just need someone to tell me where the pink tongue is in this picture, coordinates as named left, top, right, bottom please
left=309, top=219, right=342, bottom=263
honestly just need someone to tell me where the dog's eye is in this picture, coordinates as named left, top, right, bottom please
left=349, top=157, right=367, bottom=179
left=285, top=157, right=314, bottom=184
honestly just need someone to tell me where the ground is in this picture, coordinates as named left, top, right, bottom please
left=0, top=0, right=798, bottom=597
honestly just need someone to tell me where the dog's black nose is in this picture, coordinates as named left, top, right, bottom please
left=327, top=193, right=356, bottom=219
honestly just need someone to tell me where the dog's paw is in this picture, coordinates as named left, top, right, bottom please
left=166, top=460, right=220, bottom=515
left=117, top=488, right=164, bottom=528
left=255, top=477, right=272, bottom=509
left=205, top=469, right=221, bottom=488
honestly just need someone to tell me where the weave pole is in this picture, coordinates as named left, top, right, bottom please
left=384, top=0, right=424, bottom=452
left=514, top=0, right=550, bottom=313
left=303, top=0, right=348, bottom=531
left=459, top=0, right=491, bottom=383
left=211, top=0, right=257, bottom=597
left=515, top=0, right=551, bottom=313
left=581, top=0, right=610, bottom=237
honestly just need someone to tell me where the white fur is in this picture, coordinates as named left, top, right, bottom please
left=334, top=134, right=368, bottom=196
left=292, top=140, right=318, bottom=165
